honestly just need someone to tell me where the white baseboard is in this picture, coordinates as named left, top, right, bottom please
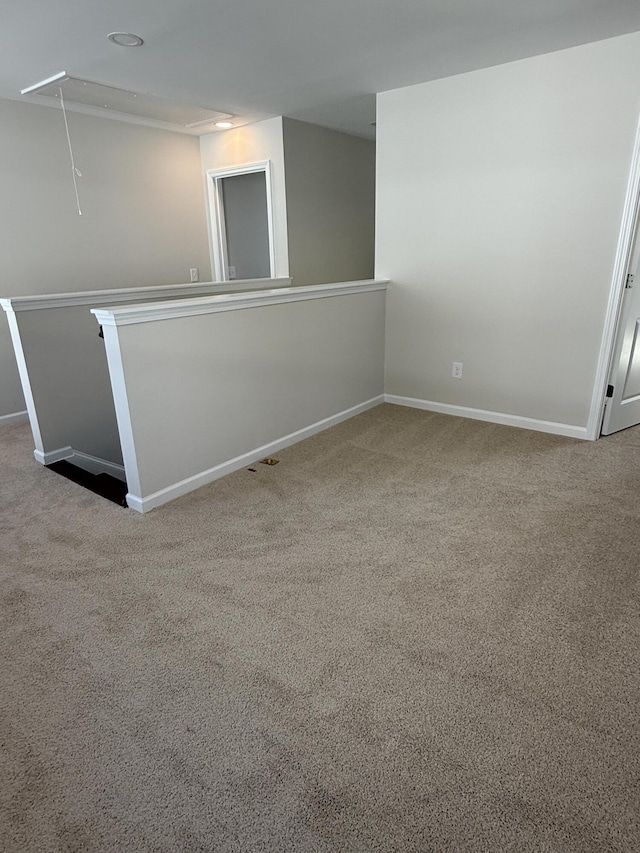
left=0, top=410, right=29, bottom=427
left=34, top=445, right=126, bottom=481
left=34, top=446, right=73, bottom=465
left=67, top=450, right=127, bottom=482
left=384, top=395, right=589, bottom=440
left=127, top=394, right=385, bottom=513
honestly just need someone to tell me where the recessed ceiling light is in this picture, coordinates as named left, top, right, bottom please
left=108, top=32, right=144, bottom=47
left=215, top=121, right=234, bottom=129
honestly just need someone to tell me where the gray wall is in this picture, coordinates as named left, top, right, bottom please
left=10, top=305, right=124, bottom=464
left=199, top=117, right=290, bottom=279
left=5, top=280, right=290, bottom=468
left=0, top=97, right=211, bottom=419
left=282, top=118, right=375, bottom=286
left=376, top=32, right=640, bottom=430
left=110, top=289, right=386, bottom=505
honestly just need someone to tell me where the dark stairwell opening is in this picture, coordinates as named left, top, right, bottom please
left=47, top=461, right=128, bottom=508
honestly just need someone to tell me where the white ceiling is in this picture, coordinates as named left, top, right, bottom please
left=4, top=0, right=640, bottom=139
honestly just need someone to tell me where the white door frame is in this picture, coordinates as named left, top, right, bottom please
left=206, top=160, right=276, bottom=282
left=587, top=113, right=640, bottom=440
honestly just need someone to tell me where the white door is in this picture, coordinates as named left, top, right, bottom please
left=602, top=222, right=640, bottom=434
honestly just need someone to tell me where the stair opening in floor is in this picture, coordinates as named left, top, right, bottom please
left=47, top=461, right=128, bottom=508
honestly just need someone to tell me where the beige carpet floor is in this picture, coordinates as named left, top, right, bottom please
left=1, top=404, right=639, bottom=852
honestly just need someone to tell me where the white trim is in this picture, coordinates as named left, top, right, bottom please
left=18, top=72, right=233, bottom=137
left=99, top=325, right=143, bottom=498
left=4, top=311, right=45, bottom=453
left=92, top=279, right=389, bottom=327
left=206, top=161, right=277, bottom=283
left=21, top=71, right=69, bottom=96
left=0, top=278, right=291, bottom=313
left=0, top=410, right=28, bottom=426
left=34, top=446, right=73, bottom=465
left=33, top=445, right=126, bottom=481
left=66, top=451, right=127, bottom=482
left=384, top=395, right=588, bottom=440
left=126, top=395, right=385, bottom=513
left=587, top=112, right=640, bottom=440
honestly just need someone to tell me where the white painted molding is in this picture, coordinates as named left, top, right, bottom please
left=99, top=324, right=143, bottom=499
left=126, top=395, right=385, bottom=513
left=92, top=279, right=389, bottom=327
left=67, top=450, right=127, bottom=482
left=0, top=277, right=292, bottom=313
left=4, top=310, right=45, bottom=454
left=33, top=445, right=126, bottom=481
left=7, top=88, right=225, bottom=137
left=0, top=410, right=28, bottom=426
left=34, top=446, right=73, bottom=465
left=586, top=111, right=640, bottom=441
left=206, top=161, right=277, bottom=282
left=385, top=395, right=588, bottom=440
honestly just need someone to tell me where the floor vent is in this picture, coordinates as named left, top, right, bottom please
left=47, top=461, right=128, bottom=508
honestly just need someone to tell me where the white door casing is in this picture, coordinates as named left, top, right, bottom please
left=602, top=224, right=640, bottom=434
left=588, top=111, right=640, bottom=438
left=206, top=161, right=276, bottom=282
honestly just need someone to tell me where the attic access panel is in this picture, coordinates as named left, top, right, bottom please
left=21, top=72, right=231, bottom=129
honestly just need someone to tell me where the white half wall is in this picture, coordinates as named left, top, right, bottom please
left=94, top=281, right=387, bottom=511
left=0, top=96, right=212, bottom=420
left=200, top=118, right=290, bottom=280
left=2, top=279, right=291, bottom=467
left=376, top=31, right=640, bottom=430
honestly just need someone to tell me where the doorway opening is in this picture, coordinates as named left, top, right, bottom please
left=206, top=161, right=276, bottom=282
left=589, top=113, right=640, bottom=438
left=601, top=216, right=640, bottom=435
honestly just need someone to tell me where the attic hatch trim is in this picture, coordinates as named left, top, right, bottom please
left=20, top=72, right=232, bottom=135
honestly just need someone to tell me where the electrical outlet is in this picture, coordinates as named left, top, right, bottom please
left=452, top=362, right=463, bottom=379
left=190, top=268, right=199, bottom=282
left=228, top=265, right=237, bottom=280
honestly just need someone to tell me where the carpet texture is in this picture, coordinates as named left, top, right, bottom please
left=1, top=404, right=639, bottom=852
